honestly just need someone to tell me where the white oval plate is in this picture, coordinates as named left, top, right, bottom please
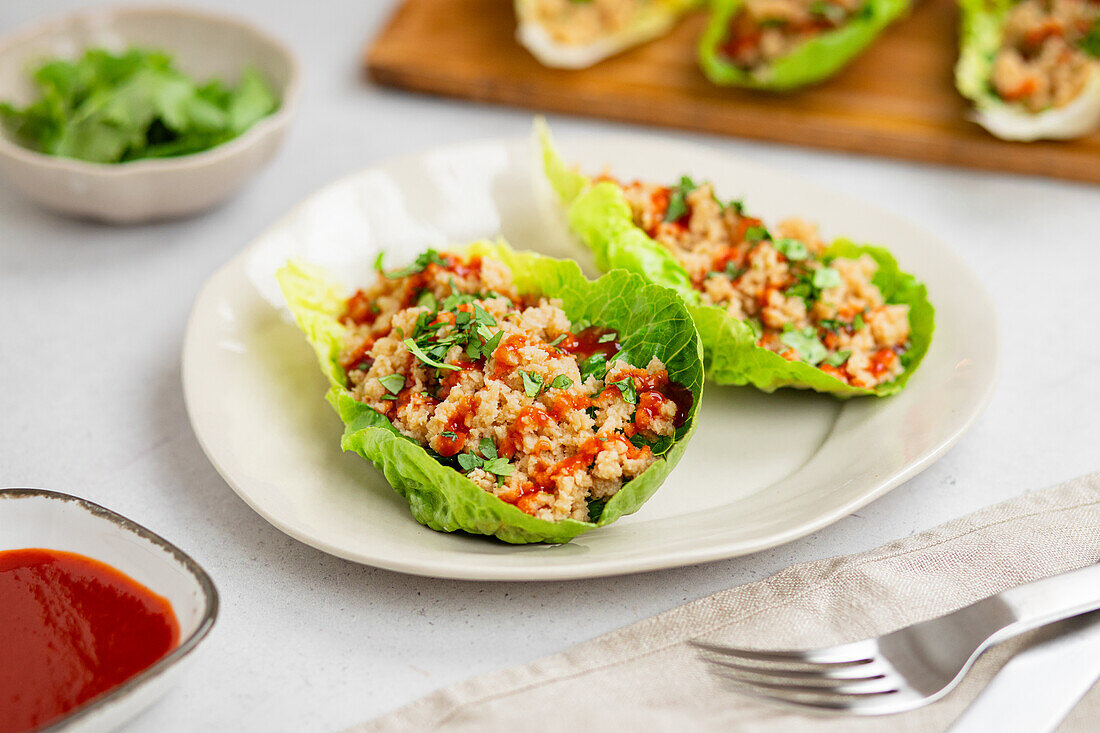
left=182, top=131, right=998, bottom=581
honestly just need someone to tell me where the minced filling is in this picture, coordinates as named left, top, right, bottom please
left=720, top=0, right=867, bottom=68
left=531, top=0, right=647, bottom=45
left=991, top=0, right=1100, bottom=112
left=605, top=176, right=910, bottom=389
left=338, top=250, right=690, bottom=523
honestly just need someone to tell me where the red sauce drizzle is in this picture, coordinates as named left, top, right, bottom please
left=341, top=290, right=378, bottom=326
left=869, top=348, right=898, bottom=379
left=501, top=405, right=553, bottom=459
left=436, top=397, right=472, bottom=457
left=558, top=326, right=621, bottom=363
left=0, top=549, right=180, bottom=733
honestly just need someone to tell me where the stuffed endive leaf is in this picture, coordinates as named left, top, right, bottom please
left=516, top=0, right=700, bottom=68
left=277, top=240, right=702, bottom=544
left=539, top=122, right=933, bottom=397
left=698, top=0, right=909, bottom=90
left=956, top=0, right=1100, bottom=141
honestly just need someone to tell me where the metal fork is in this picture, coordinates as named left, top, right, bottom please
left=693, top=562, right=1100, bottom=715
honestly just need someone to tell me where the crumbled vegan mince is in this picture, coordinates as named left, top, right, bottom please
left=612, top=177, right=911, bottom=388
left=338, top=251, right=687, bottom=523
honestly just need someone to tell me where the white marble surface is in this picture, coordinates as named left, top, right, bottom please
left=1, top=2, right=1097, bottom=731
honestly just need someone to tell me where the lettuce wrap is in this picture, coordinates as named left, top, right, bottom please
left=516, top=0, right=701, bottom=68
left=698, top=0, right=910, bottom=90
left=956, top=0, right=1100, bottom=141
left=277, top=240, right=703, bottom=544
left=539, top=123, right=933, bottom=397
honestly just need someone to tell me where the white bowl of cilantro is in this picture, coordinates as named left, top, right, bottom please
left=0, top=6, right=299, bottom=222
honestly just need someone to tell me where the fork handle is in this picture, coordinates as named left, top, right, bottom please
left=990, top=562, right=1100, bottom=642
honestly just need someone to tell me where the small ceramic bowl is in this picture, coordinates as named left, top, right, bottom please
left=0, top=488, right=218, bottom=733
left=0, top=6, right=300, bottom=223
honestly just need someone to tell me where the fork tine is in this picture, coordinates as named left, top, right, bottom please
left=691, top=639, right=878, bottom=666
left=701, top=655, right=889, bottom=684
left=714, top=680, right=891, bottom=712
left=709, top=667, right=900, bottom=697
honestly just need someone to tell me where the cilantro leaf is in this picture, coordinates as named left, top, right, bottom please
left=473, top=303, right=496, bottom=327
left=853, top=312, right=865, bottom=331
left=416, top=291, right=437, bottom=311
left=404, top=338, right=460, bottom=371
left=373, top=252, right=385, bottom=273
left=520, top=370, right=544, bottom=398
left=812, top=267, right=841, bottom=290
left=481, top=457, right=514, bottom=477
left=550, top=375, right=573, bottom=390
left=780, top=327, right=828, bottom=365
left=612, top=377, right=637, bottom=405
left=745, top=225, right=771, bottom=242
left=775, top=238, right=809, bottom=261
left=479, top=437, right=497, bottom=460
left=825, top=350, right=851, bottom=367
left=377, top=374, right=405, bottom=395
left=579, top=354, right=608, bottom=382
left=385, top=250, right=446, bottom=279
left=457, top=453, right=482, bottom=471
left=663, top=175, right=696, bottom=223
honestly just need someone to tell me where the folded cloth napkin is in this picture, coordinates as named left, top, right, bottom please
left=351, top=473, right=1100, bottom=733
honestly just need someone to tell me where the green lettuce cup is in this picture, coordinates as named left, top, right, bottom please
left=955, top=0, right=1100, bottom=141
left=698, top=0, right=910, bottom=91
left=276, top=240, right=703, bottom=544
left=539, top=121, right=933, bottom=397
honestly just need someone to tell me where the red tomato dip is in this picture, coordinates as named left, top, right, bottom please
left=0, top=549, right=180, bottom=733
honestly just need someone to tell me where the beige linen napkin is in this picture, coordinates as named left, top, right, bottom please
left=351, top=473, right=1100, bottom=732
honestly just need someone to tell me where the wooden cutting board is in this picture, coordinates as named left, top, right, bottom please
left=366, top=0, right=1100, bottom=185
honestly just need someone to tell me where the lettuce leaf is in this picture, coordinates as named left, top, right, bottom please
left=276, top=240, right=704, bottom=544
left=539, top=122, right=933, bottom=397
left=697, top=0, right=910, bottom=91
left=515, top=0, right=701, bottom=69
left=955, top=0, right=1100, bottom=141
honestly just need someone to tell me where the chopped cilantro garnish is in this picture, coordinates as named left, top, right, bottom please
left=825, top=350, right=851, bottom=367
left=598, top=332, right=617, bottom=343
left=724, top=261, right=746, bottom=280
left=442, top=430, right=457, bottom=440
left=473, top=303, right=496, bottom=327
left=780, top=327, right=828, bottom=365
left=663, top=175, right=697, bottom=223
left=812, top=267, right=841, bottom=290
left=853, top=312, right=865, bottom=331
left=775, top=238, right=809, bottom=261
left=404, top=338, right=459, bottom=371
left=380, top=394, right=398, bottom=401
left=481, top=457, right=514, bottom=476
left=479, top=436, right=497, bottom=459
left=728, top=199, right=745, bottom=215
left=377, top=374, right=405, bottom=395
left=384, top=250, right=447, bottom=279
left=457, top=453, right=480, bottom=471
left=579, top=354, right=608, bottom=382
left=416, top=291, right=437, bottom=311
left=520, top=370, right=544, bottom=398
left=611, top=378, right=637, bottom=405
left=549, top=334, right=567, bottom=347
left=373, top=252, right=385, bottom=273
left=550, top=375, right=574, bottom=390
left=745, top=225, right=771, bottom=242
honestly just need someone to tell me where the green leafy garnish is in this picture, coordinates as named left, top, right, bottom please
left=780, top=327, right=828, bottom=365
left=550, top=375, right=574, bottom=390
left=775, top=238, right=809, bottom=261
left=579, top=354, right=608, bottom=382
left=1081, top=19, right=1100, bottom=57
left=812, top=267, right=842, bottom=290
left=404, top=338, right=460, bottom=372
left=825, top=350, right=851, bottom=367
left=853, top=312, right=865, bottom=330
left=611, top=377, right=638, bottom=405
left=664, top=176, right=697, bottom=223
left=378, top=374, right=405, bottom=395
left=745, top=225, right=771, bottom=242
left=0, top=48, right=278, bottom=163
left=385, top=250, right=447, bottom=279
left=520, top=370, right=544, bottom=398
left=479, top=436, right=497, bottom=459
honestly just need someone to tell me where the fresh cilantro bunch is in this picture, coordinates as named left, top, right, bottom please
left=0, top=48, right=279, bottom=163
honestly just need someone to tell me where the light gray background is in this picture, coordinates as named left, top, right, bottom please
left=2, top=2, right=1097, bottom=730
